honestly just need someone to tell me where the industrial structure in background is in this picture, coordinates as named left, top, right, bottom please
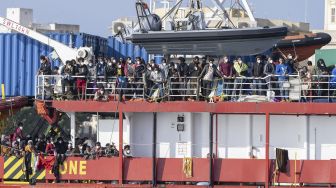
left=308, top=0, right=336, bottom=65
left=110, top=0, right=310, bottom=35
left=322, top=0, right=336, bottom=49
left=0, top=8, right=80, bottom=33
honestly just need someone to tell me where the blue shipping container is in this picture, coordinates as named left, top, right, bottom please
left=107, top=37, right=148, bottom=62
left=0, top=32, right=108, bottom=97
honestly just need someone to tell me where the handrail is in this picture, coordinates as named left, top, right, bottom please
left=35, top=74, right=336, bottom=102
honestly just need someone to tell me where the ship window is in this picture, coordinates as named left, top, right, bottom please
left=331, top=8, right=336, bottom=23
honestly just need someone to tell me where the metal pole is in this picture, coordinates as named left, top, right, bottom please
left=265, top=112, right=270, bottom=188
left=118, top=110, right=123, bottom=185
left=209, top=113, right=214, bottom=187
left=152, top=112, right=157, bottom=187
left=215, top=114, right=218, bottom=157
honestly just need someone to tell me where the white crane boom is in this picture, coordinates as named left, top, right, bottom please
left=0, top=16, right=79, bottom=64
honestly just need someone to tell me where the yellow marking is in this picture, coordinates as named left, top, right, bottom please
left=79, top=160, right=87, bottom=175
left=69, top=160, right=77, bottom=175
left=12, top=170, right=24, bottom=180
left=4, top=158, right=23, bottom=179
left=3, top=181, right=29, bottom=185
left=36, top=169, right=46, bottom=180
left=4, top=156, right=16, bottom=167
left=1, top=84, right=5, bottom=100
left=60, top=162, right=68, bottom=175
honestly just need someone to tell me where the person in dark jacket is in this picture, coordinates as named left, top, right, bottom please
left=61, top=61, right=75, bottom=98
left=87, top=60, right=97, bottom=97
left=252, top=56, right=265, bottom=95
left=199, top=57, right=223, bottom=98
left=167, top=62, right=180, bottom=100
left=134, top=58, right=146, bottom=96
left=264, top=57, right=276, bottom=91
left=188, top=56, right=202, bottom=98
left=105, top=59, right=117, bottom=95
left=53, top=136, right=67, bottom=183
left=75, top=58, right=88, bottom=100
left=315, top=59, right=329, bottom=97
left=35, top=135, right=47, bottom=154
left=176, top=57, right=189, bottom=99
left=284, top=53, right=297, bottom=75
left=38, top=55, right=51, bottom=75
left=96, top=57, right=106, bottom=83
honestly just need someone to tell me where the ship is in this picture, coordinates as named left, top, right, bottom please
left=1, top=0, right=336, bottom=188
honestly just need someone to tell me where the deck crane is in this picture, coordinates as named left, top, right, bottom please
left=0, top=16, right=93, bottom=64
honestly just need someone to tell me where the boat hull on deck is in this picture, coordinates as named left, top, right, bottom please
left=274, top=32, right=332, bottom=62
left=127, top=27, right=288, bottom=55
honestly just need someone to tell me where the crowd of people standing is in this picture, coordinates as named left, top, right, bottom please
left=37, top=53, right=336, bottom=102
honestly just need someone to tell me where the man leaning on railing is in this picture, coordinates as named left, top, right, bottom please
left=232, top=57, right=248, bottom=101
left=199, top=57, right=223, bottom=101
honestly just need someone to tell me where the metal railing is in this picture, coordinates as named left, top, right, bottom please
left=35, top=74, right=336, bottom=102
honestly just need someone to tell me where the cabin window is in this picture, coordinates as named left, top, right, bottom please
left=331, top=8, right=336, bottom=23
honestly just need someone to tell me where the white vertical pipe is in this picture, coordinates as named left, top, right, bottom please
left=70, top=112, right=76, bottom=145
left=306, top=116, right=310, bottom=160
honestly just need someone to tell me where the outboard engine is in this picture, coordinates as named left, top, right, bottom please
left=135, top=1, right=162, bottom=32
left=187, top=11, right=206, bottom=30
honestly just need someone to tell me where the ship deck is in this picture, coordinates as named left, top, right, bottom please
left=52, top=100, right=336, bottom=115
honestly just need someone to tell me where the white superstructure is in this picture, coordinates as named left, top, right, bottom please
left=0, top=8, right=80, bottom=33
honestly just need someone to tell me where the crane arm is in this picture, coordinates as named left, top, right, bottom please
left=0, top=16, right=77, bottom=64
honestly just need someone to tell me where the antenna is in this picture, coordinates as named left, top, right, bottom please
left=304, top=0, right=308, bottom=23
